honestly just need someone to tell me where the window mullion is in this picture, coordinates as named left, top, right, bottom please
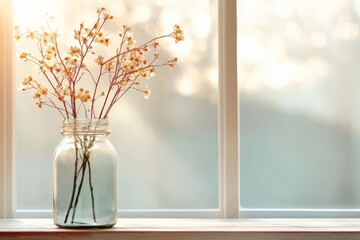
left=218, top=0, right=239, bottom=218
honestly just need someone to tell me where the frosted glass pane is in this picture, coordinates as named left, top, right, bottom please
left=15, top=0, right=218, bottom=211
left=238, top=0, right=360, bottom=209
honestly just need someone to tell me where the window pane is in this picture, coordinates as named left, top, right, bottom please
left=238, top=0, right=360, bottom=208
left=15, top=0, right=218, bottom=211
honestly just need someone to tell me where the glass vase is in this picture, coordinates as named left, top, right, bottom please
left=53, top=119, right=117, bottom=228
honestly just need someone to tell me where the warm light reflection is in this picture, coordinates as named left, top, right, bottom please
left=310, top=32, right=327, bottom=48
left=160, top=8, right=179, bottom=30
left=14, top=0, right=218, bottom=100
left=239, top=0, right=360, bottom=210
left=265, top=60, right=301, bottom=90
left=191, top=12, right=211, bottom=38
left=206, top=66, right=218, bottom=90
left=170, top=40, right=191, bottom=58
left=176, top=77, right=197, bottom=96
left=14, top=0, right=60, bottom=26
left=134, top=5, right=151, bottom=23
left=334, top=21, right=359, bottom=40
left=237, top=0, right=356, bottom=92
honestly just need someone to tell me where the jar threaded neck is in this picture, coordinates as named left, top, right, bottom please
left=61, top=119, right=110, bottom=135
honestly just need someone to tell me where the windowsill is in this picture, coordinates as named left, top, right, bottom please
left=1, top=218, right=360, bottom=240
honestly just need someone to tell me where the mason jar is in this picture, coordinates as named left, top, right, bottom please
left=53, top=119, right=117, bottom=228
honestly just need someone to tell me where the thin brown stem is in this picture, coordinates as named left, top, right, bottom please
left=87, top=159, right=97, bottom=223
left=64, top=135, right=80, bottom=224
left=71, top=157, right=87, bottom=224
left=102, top=34, right=172, bottom=66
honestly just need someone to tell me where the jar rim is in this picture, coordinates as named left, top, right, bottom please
left=61, top=118, right=110, bottom=135
left=61, top=118, right=108, bottom=124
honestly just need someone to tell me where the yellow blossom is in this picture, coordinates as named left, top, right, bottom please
left=36, top=101, right=43, bottom=108
left=68, top=46, right=81, bottom=56
left=103, top=38, right=110, bottom=46
left=123, top=25, right=131, bottom=31
left=101, top=9, right=113, bottom=20
left=144, top=85, right=151, bottom=99
left=16, top=7, right=184, bottom=117
left=119, top=79, right=128, bottom=86
left=40, top=87, right=49, bottom=98
left=167, top=58, right=178, bottom=68
left=55, top=83, right=70, bottom=102
left=26, top=31, right=36, bottom=39
left=97, top=7, right=106, bottom=14
left=149, top=67, right=156, bottom=77
left=49, top=32, right=58, bottom=41
left=33, top=85, right=48, bottom=99
left=14, top=26, right=21, bottom=40
left=82, top=37, right=88, bottom=44
left=126, top=32, right=136, bottom=47
left=93, top=22, right=100, bottom=31
left=75, top=88, right=91, bottom=102
left=19, top=52, right=30, bottom=60
left=153, top=41, right=159, bottom=49
left=74, top=30, right=80, bottom=40
left=18, top=76, right=34, bottom=91
left=22, top=76, right=34, bottom=85
left=95, top=31, right=110, bottom=46
left=95, top=55, right=104, bottom=65
left=173, top=24, right=184, bottom=43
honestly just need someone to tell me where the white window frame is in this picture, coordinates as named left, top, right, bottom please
left=0, top=0, right=14, bottom=219
left=3, top=0, right=360, bottom=220
left=0, top=0, right=239, bottom=218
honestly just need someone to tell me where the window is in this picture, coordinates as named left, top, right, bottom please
left=3, top=0, right=360, bottom=224
left=1, top=0, right=238, bottom=219
left=238, top=0, right=360, bottom=217
left=0, top=0, right=237, bottom=218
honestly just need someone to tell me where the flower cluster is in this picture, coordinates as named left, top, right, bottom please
left=15, top=7, right=184, bottom=119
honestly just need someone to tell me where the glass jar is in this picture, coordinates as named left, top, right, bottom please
left=53, top=119, right=117, bottom=228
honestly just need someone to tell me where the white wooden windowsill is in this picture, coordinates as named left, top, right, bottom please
left=1, top=218, right=360, bottom=240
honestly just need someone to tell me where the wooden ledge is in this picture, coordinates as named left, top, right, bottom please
left=1, top=218, right=360, bottom=240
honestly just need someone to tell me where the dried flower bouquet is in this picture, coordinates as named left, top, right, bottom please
left=16, top=7, right=184, bottom=226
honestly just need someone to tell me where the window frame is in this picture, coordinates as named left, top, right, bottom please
left=0, top=0, right=14, bottom=219
left=0, top=0, right=239, bottom=218
left=4, top=0, right=360, bottom=220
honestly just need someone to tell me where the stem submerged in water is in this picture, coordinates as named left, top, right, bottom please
left=88, top=159, right=97, bottom=223
left=63, top=137, right=80, bottom=224
left=63, top=136, right=97, bottom=225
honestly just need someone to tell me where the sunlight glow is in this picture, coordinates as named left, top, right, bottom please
left=265, top=60, right=301, bottom=90
left=134, top=5, right=151, bottom=23
left=14, top=0, right=218, bottom=100
left=160, top=8, right=179, bottom=29
left=14, top=0, right=59, bottom=26
left=191, top=12, right=211, bottom=38
left=237, top=0, right=351, bottom=91
left=310, top=32, right=327, bottom=48
left=176, top=78, right=197, bottom=96
left=334, top=22, right=359, bottom=40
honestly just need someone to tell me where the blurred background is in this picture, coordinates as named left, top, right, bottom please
left=238, top=0, right=360, bottom=208
left=14, top=0, right=218, bottom=211
left=16, top=0, right=360, bottom=214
